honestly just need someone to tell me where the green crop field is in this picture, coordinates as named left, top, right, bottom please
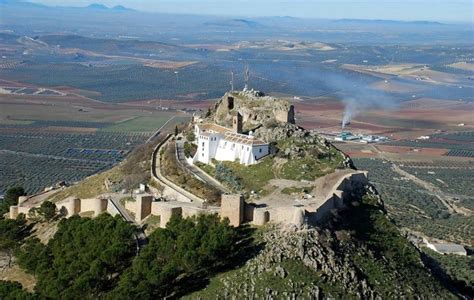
left=101, top=115, right=174, bottom=133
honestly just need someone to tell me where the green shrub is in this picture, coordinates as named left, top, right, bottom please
left=37, top=201, right=57, bottom=221
left=186, top=131, right=196, bottom=142
left=0, top=281, right=34, bottom=300
left=215, top=163, right=242, bottom=191
left=109, top=214, right=239, bottom=299
left=0, top=187, right=25, bottom=216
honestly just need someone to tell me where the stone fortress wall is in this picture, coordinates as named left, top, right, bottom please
left=9, top=196, right=110, bottom=219
left=7, top=89, right=366, bottom=229
left=244, top=170, right=368, bottom=227
left=120, top=170, right=368, bottom=229
left=8, top=169, right=367, bottom=231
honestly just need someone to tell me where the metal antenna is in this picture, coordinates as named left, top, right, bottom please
left=230, top=71, right=234, bottom=91
left=244, top=65, right=250, bottom=90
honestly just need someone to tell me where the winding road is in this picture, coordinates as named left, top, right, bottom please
left=175, top=136, right=230, bottom=194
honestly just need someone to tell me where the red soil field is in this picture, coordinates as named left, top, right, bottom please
left=376, top=145, right=448, bottom=156
left=124, top=99, right=215, bottom=110
left=343, top=151, right=377, bottom=158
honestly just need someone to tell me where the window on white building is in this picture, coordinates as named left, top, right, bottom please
left=259, top=148, right=262, bottom=153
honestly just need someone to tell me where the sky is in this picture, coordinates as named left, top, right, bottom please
left=32, top=0, right=474, bottom=22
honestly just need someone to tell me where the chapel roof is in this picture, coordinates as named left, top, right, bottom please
left=197, top=123, right=267, bottom=146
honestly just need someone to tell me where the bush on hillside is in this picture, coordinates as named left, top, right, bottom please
left=0, top=281, right=34, bottom=300
left=109, top=214, right=239, bottom=299
left=215, top=163, right=242, bottom=191
left=0, top=187, right=26, bottom=216
left=15, top=214, right=136, bottom=299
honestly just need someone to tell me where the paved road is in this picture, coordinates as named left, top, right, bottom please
left=146, top=115, right=177, bottom=144
left=151, top=135, right=205, bottom=203
left=175, top=137, right=231, bottom=194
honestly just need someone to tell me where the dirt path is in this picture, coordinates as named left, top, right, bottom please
left=391, top=164, right=472, bottom=216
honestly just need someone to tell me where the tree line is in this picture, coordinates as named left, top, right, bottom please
left=0, top=187, right=242, bottom=299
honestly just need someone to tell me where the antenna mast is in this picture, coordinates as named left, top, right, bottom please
left=244, top=65, right=250, bottom=91
left=230, top=71, right=234, bottom=91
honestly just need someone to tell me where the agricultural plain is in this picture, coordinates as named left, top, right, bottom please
left=0, top=85, right=189, bottom=194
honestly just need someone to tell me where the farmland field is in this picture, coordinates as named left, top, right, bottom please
left=0, top=109, right=189, bottom=194
left=0, top=151, right=113, bottom=194
left=100, top=115, right=174, bottom=133
left=353, top=158, right=473, bottom=245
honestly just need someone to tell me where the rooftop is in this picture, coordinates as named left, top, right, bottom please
left=428, top=242, right=467, bottom=254
left=198, top=123, right=267, bottom=146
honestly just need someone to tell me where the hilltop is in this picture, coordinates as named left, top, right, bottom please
left=195, top=91, right=352, bottom=195
left=183, top=91, right=458, bottom=297
left=0, top=91, right=463, bottom=298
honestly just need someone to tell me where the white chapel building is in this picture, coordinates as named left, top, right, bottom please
left=193, top=113, right=269, bottom=165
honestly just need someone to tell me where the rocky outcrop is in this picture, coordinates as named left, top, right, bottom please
left=212, top=91, right=295, bottom=130
left=254, top=123, right=353, bottom=168
left=204, top=91, right=353, bottom=170
left=211, top=225, right=377, bottom=298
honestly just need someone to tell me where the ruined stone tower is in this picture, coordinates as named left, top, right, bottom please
left=233, top=112, right=243, bottom=133
left=275, top=105, right=295, bottom=124
left=220, top=194, right=244, bottom=227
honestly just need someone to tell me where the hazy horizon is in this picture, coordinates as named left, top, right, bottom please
left=28, top=0, right=474, bottom=23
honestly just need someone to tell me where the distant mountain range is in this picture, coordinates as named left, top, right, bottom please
left=335, top=18, right=445, bottom=26
left=0, top=0, right=451, bottom=25
left=204, top=19, right=262, bottom=28
left=0, top=0, right=134, bottom=11
left=87, top=3, right=134, bottom=11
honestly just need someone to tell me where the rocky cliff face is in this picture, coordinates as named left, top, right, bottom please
left=215, top=225, right=377, bottom=299
left=188, top=193, right=454, bottom=299
left=254, top=122, right=354, bottom=169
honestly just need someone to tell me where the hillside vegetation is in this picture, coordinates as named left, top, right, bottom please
left=1, top=214, right=243, bottom=299
left=1, top=155, right=461, bottom=298
left=187, top=195, right=455, bottom=298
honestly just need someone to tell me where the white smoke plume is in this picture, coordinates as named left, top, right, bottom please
left=341, top=98, right=358, bottom=129
left=324, top=76, right=398, bottom=131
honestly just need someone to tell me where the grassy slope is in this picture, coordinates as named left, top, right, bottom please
left=204, top=149, right=343, bottom=194
left=220, top=158, right=275, bottom=192
left=341, top=196, right=449, bottom=296
left=47, top=167, right=123, bottom=202
left=422, top=247, right=474, bottom=287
